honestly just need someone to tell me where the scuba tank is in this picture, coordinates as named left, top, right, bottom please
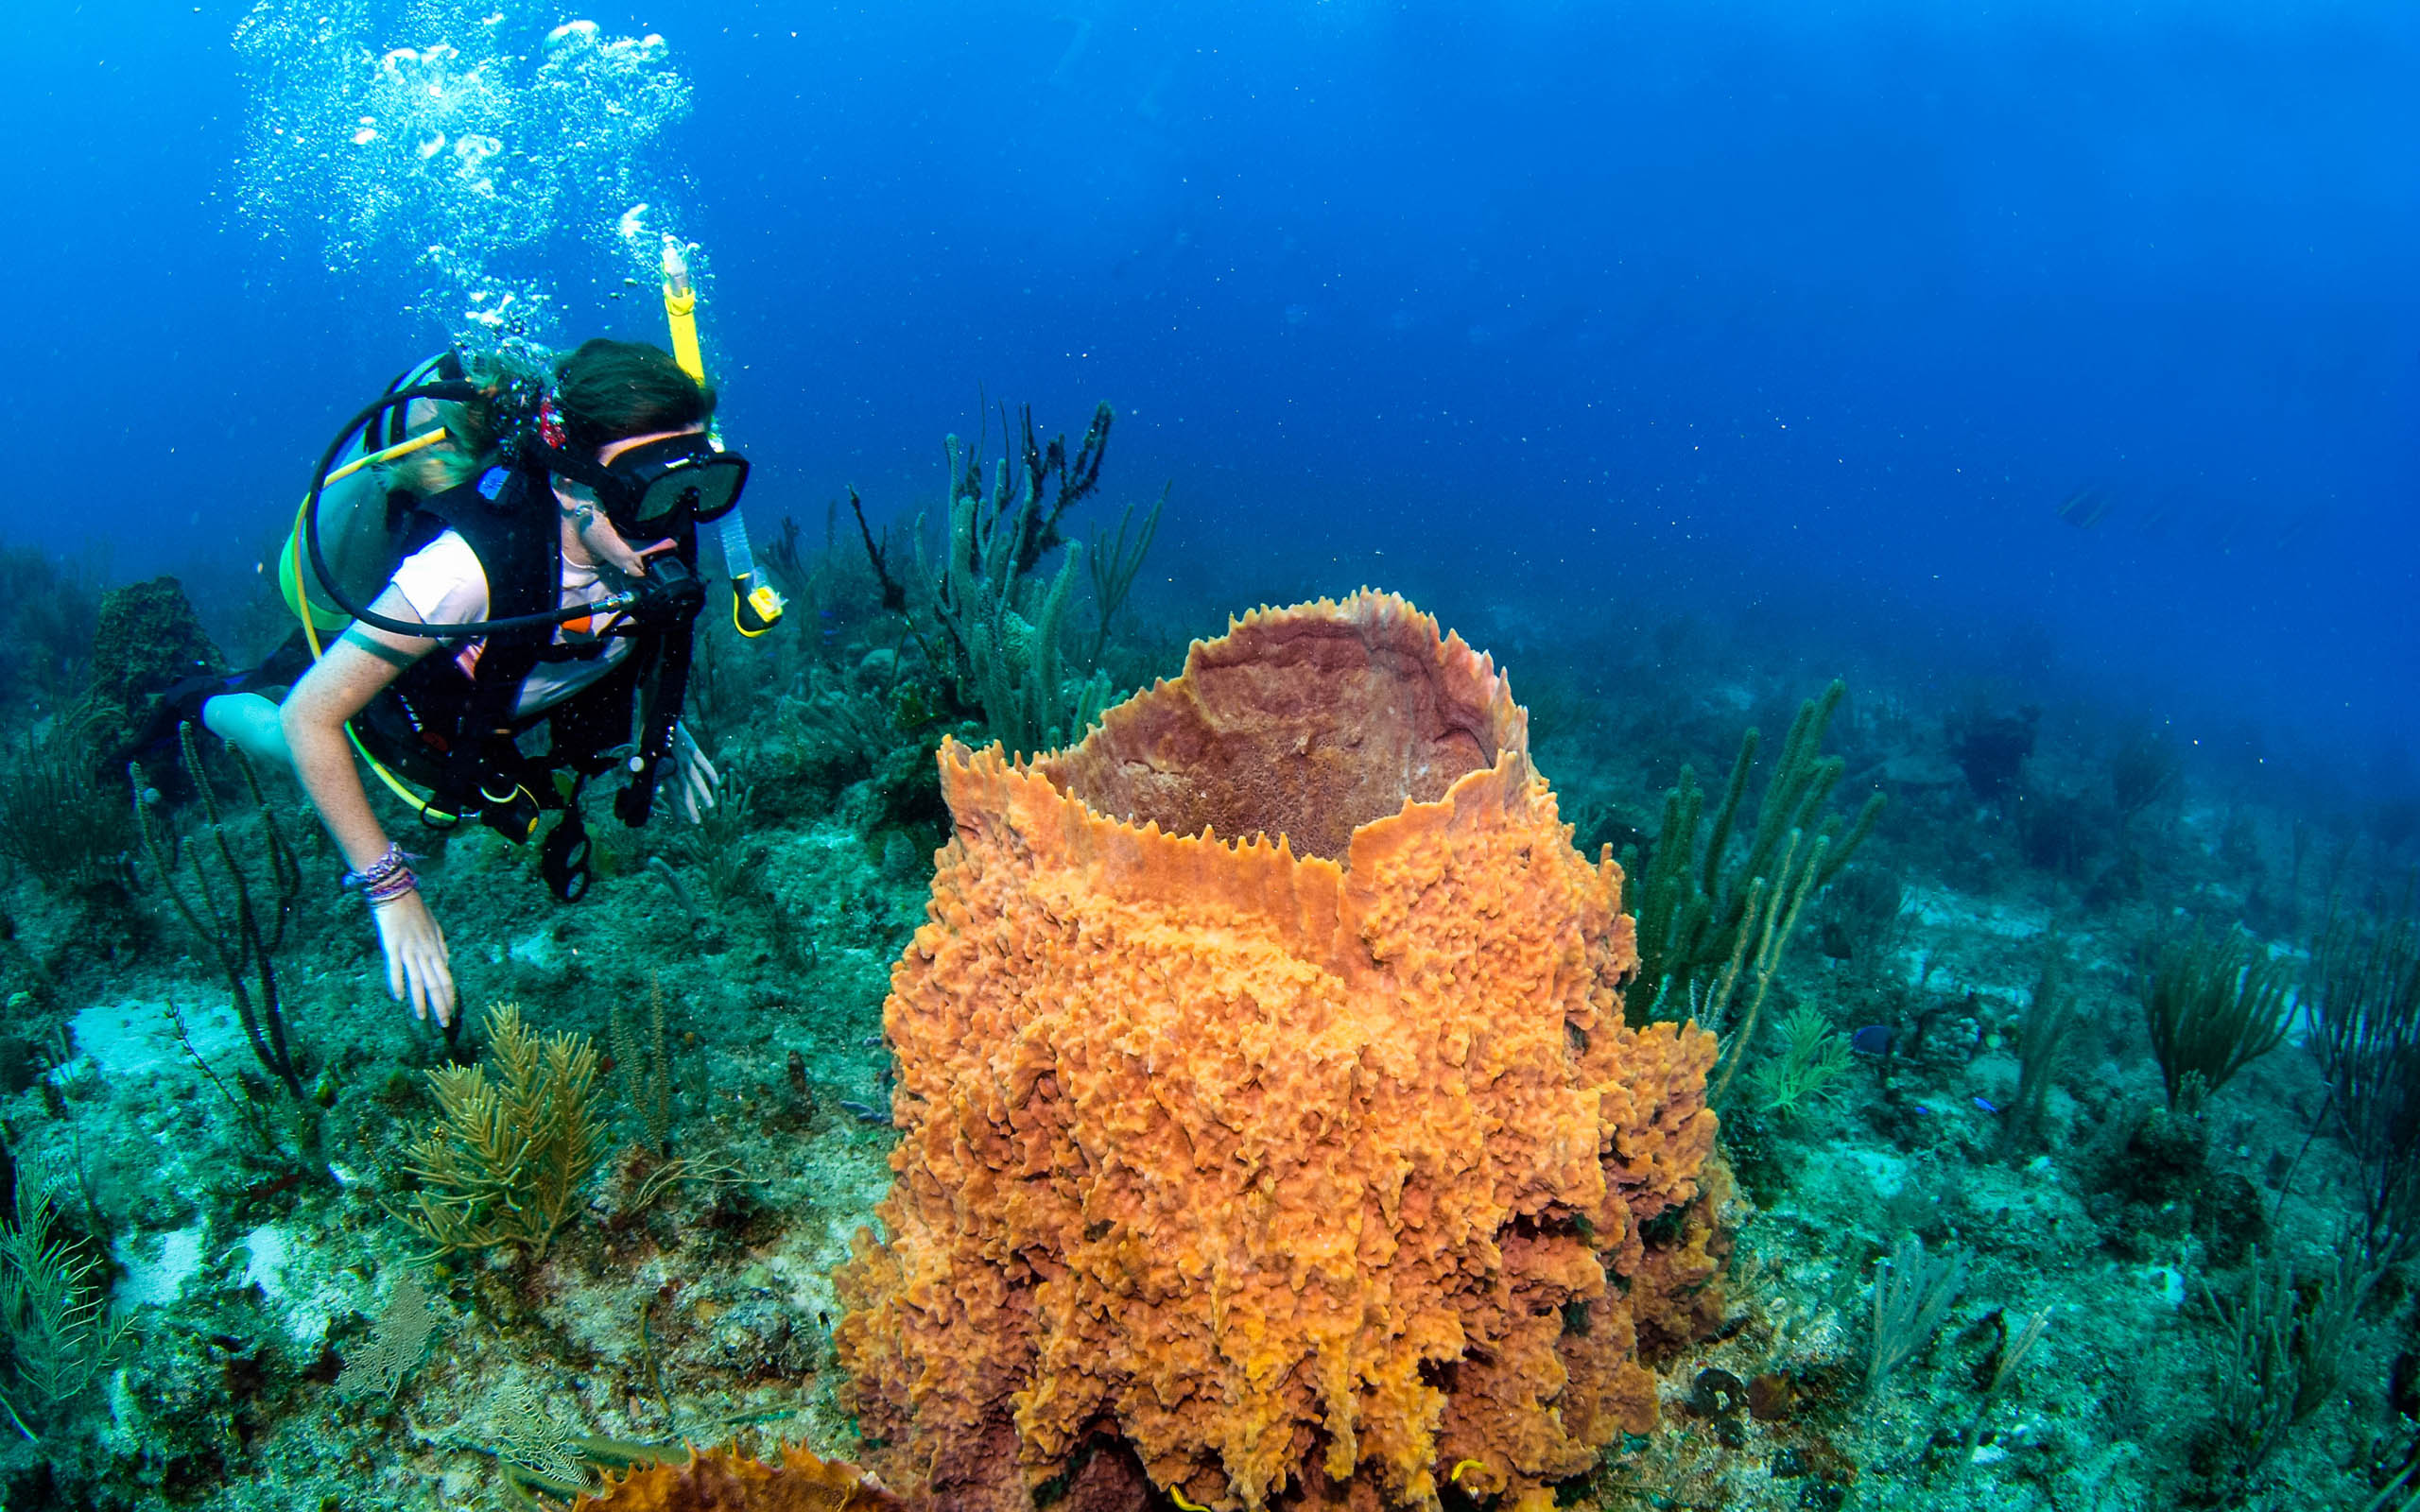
left=277, top=351, right=471, bottom=635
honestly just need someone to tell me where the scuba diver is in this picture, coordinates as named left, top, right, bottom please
left=178, top=244, right=783, bottom=1029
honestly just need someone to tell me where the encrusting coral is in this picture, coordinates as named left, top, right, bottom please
left=834, top=591, right=1722, bottom=1512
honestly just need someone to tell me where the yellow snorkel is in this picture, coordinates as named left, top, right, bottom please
left=663, top=233, right=784, bottom=638
left=662, top=232, right=706, bottom=385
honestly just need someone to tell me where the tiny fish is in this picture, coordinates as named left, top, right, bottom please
left=860, top=1034, right=886, bottom=1048
left=2057, top=486, right=2113, bottom=529
left=1973, top=1095, right=2001, bottom=1115
left=1849, top=1024, right=1895, bottom=1056
left=839, top=1099, right=892, bottom=1127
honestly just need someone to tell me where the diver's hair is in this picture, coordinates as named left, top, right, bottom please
left=379, top=350, right=534, bottom=495
left=552, top=338, right=717, bottom=453
left=386, top=397, right=495, bottom=494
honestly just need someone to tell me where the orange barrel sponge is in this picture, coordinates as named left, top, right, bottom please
left=835, top=590, right=1720, bottom=1512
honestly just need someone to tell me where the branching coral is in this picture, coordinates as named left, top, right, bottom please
left=394, top=1002, right=610, bottom=1262
left=0, top=716, right=130, bottom=892
left=835, top=591, right=1720, bottom=1512
left=0, top=1175, right=130, bottom=1437
left=2138, top=926, right=2294, bottom=1114
left=910, top=405, right=1120, bottom=754
left=132, top=724, right=308, bottom=1101
left=1628, top=679, right=1880, bottom=1031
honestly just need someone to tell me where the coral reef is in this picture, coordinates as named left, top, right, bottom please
left=7, top=452, right=2415, bottom=1512
left=836, top=591, right=1720, bottom=1512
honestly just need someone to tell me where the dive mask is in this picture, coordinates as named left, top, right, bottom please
left=547, top=433, right=751, bottom=534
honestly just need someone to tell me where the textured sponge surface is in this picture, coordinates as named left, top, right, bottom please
left=836, top=592, right=1719, bottom=1512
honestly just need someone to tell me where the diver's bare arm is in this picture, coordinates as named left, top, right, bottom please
left=278, top=590, right=437, bottom=869
left=281, top=591, right=459, bottom=1024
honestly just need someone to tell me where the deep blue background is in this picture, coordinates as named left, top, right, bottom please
left=5, top=2, right=2413, bottom=790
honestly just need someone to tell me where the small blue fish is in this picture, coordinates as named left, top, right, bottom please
left=839, top=1099, right=893, bottom=1127
left=1973, top=1096, right=2001, bottom=1115
left=1849, top=1024, right=1895, bottom=1056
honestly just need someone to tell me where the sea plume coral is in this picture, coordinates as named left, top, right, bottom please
left=835, top=591, right=1720, bottom=1512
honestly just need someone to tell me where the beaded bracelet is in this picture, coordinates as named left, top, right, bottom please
left=360, top=867, right=420, bottom=906
left=339, top=842, right=420, bottom=906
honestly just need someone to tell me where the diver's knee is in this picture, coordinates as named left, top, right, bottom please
left=202, top=691, right=295, bottom=772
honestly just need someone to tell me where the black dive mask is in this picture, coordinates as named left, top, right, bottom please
left=544, top=433, right=751, bottom=536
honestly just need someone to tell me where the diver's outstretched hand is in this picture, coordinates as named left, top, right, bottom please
left=669, top=720, right=719, bottom=824
left=372, top=890, right=458, bottom=1027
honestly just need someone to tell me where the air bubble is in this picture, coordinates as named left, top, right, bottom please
left=233, top=1, right=697, bottom=348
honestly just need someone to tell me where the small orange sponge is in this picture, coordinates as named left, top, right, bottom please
left=835, top=591, right=1719, bottom=1512
left=568, top=1442, right=908, bottom=1510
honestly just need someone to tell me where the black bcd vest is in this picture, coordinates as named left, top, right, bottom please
left=354, top=465, right=687, bottom=833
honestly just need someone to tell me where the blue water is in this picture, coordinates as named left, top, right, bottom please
left=4, top=0, right=2414, bottom=796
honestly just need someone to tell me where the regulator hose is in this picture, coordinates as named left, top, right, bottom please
left=301, top=383, right=654, bottom=639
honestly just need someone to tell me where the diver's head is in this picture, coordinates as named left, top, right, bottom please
left=550, top=337, right=716, bottom=454
left=536, top=339, right=745, bottom=549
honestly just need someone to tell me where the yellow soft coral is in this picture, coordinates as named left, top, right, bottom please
left=835, top=592, right=1719, bottom=1512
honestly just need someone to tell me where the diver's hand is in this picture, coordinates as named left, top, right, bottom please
left=669, top=720, right=719, bottom=824
left=563, top=495, right=672, bottom=577
left=371, top=890, right=458, bottom=1026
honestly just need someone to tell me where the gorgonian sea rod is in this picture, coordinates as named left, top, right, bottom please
left=836, top=591, right=1721, bottom=1512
